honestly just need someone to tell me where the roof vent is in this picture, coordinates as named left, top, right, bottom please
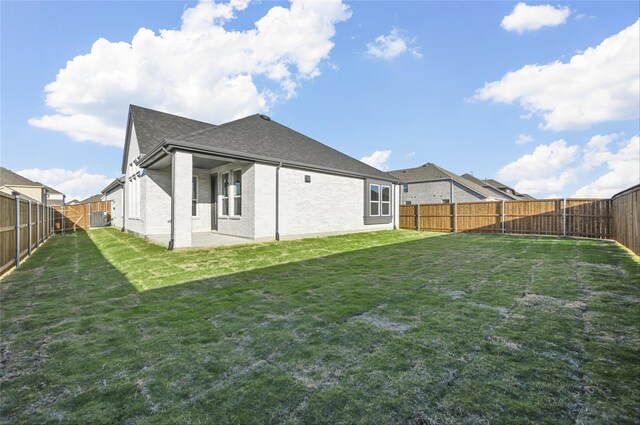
left=259, top=114, right=271, bottom=121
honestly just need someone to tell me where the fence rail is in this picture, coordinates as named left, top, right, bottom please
left=0, top=192, right=55, bottom=276
left=399, top=195, right=635, bottom=248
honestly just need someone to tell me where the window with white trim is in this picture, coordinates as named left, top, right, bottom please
left=370, top=184, right=380, bottom=216
left=221, top=172, right=229, bottom=216
left=368, top=183, right=391, bottom=218
left=192, top=176, right=198, bottom=217
left=233, top=169, right=242, bottom=216
left=381, top=185, right=390, bottom=216
left=403, top=183, right=408, bottom=193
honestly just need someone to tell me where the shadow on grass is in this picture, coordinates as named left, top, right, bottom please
left=1, top=229, right=638, bottom=424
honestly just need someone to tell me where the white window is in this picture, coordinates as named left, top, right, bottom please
left=233, top=169, right=242, bottom=216
left=403, top=183, right=408, bottom=193
left=221, top=172, right=229, bottom=216
left=369, top=183, right=391, bottom=217
left=381, top=185, right=390, bottom=216
left=192, top=176, right=198, bottom=217
left=370, top=184, right=380, bottom=216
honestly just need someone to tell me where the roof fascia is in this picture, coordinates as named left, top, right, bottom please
left=138, top=139, right=400, bottom=183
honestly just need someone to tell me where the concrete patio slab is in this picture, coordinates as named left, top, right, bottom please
left=146, top=232, right=254, bottom=249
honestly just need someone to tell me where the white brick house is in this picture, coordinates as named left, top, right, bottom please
left=119, top=105, right=400, bottom=249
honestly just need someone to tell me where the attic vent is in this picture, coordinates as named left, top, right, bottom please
left=259, top=114, right=271, bottom=121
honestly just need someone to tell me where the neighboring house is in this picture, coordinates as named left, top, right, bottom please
left=389, top=163, right=510, bottom=204
left=80, top=194, right=105, bottom=204
left=120, top=105, right=400, bottom=248
left=483, top=179, right=535, bottom=200
left=101, top=177, right=125, bottom=228
left=66, top=199, right=81, bottom=205
left=460, top=173, right=519, bottom=200
left=0, top=167, right=65, bottom=205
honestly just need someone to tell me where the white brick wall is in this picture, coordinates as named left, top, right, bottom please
left=123, top=124, right=144, bottom=236
left=253, top=164, right=277, bottom=240
left=172, top=151, right=192, bottom=248
left=211, top=162, right=255, bottom=239
left=143, top=168, right=171, bottom=235
left=105, top=186, right=123, bottom=228
left=275, top=167, right=395, bottom=239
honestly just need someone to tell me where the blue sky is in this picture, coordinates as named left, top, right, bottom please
left=1, top=0, right=638, bottom=200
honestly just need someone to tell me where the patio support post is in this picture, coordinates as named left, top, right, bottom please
left=171, top=150, right=193, bottom=249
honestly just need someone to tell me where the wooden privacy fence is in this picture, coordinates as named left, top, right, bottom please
left=400, top=198, right=613, bottom=239
left=0, top=192, right=55, bottom=276
left=52, top=201, right=111, bottom=233
left=611, top=185, right=640, bottom=256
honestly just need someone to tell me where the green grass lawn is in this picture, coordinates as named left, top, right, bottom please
left=1, top=228, right=638, bottom=424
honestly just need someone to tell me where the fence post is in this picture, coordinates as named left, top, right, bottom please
left=14, top=193, right=21, bottom=268
left=62, top=204, right=66, bottom=234
left=416, top=204, right=420, bottom=231
left=453, top=203, right=457, bottom=233
left=36, top=202, right=40, bottom=248
left=562, top=198, right=567, bottom=237
left=501, top=200, right=505, bottom=234
left=27, top=200, right=33, bottom=257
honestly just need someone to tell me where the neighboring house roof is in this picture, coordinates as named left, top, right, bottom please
left=0, top=167, right=63, bottom=196
left=67, top=199, right=80, bottom=205
left=0, top=167, right=38, bottom=186
left=80, top=194, right=104, bottom=203
left=136, top=107, right=397, bottom=182
left=122, top=105, right=216, bottom=173
left=101, top=177, right=125, bottom=195
left=460, top=173, right=516, bottom=200
left=483, top=178, right=535, bottom=200
left=389, top=163, right=499, bottom=199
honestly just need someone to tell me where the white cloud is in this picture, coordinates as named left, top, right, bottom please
left=515, top=134, right=533, bottom=145
left=29, top=0, right=351, bottom=146
left=473, top=19, right=640, bottom=131
left=365, top=28, right=422, bottom=60
left=501, top=2, right=570, bottom=33
left=405, top=151, right=416, bottom=159
left=496, top=134, right=639, bottom=197
left=497, top=139, right=579, bottom=181
left=16, top=168, right=113, bottom=201
left=573, top=135, right=640, bottom=197
left=361, top=150, right=391, bottom=170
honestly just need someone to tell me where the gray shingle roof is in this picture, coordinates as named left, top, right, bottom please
left=389, top=163, right=502, bottom=199
left=483, top=178, right=535, bottom=200
left=460, top=173, right=516, bottom=200
left=129, top=105, right=216, bottom=156
left=101, top=177, right=125, bottom=195
left=80, top=194, right=104, bottom=204
left=0, top=167, right=38, bottom=187
left=0, top=167, right=62, bottom=195
left=135, top=108, right=396, bottom=181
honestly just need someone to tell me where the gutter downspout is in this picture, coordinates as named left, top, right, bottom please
left=121, top=180, right=126, bottom=233
left=275, top=162, right=282, bottom=241
left=392, top=184, right=396, bottom=229
left=164, top=147, right=176, bottom=250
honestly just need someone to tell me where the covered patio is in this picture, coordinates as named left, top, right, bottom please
left=146, top=231, right=253, bottom=249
